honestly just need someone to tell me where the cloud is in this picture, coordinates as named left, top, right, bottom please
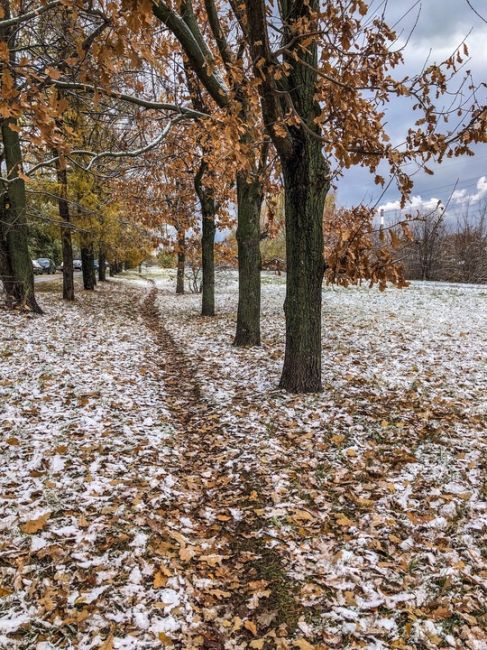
left=337, top=1, right=487, bottom=209
left=451, top=176, right=487, bottom=205
left=378, top=177, right=487, bottom=215
left=379, top=195, right=443, bottom=215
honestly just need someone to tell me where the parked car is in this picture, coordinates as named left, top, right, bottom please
left=57, top=260, right=84, bottom=272
left=36, top=258, right=56, bottom=274
left=32, top=259, right=43, bottom=275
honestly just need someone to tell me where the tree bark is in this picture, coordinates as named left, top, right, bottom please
left=194, top=161, right=216, bottom=316
left=244, top=0, right=330, bottom=391
left=176, top=229, right=185, bottom=294
left=0, top=2, right=40, bottom=312
left=234, top=173, right=263, bottom=346
left=279, top=135, right=328, bottom=392
left=98, top=245, right=107, bottom=281
left=54, top=152, right=75, bottom=301
left=81, top=242, right=95, bottom=290
left=157, top=8, right=265, bottom=341
left=201, top=211, right=215, bottom=314
left=0, top=119, right=42, bottom=312
left=0, top=202, right=16, bottom=306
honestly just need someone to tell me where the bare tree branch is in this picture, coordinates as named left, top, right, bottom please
left=0, top=1, right=61, bottom=29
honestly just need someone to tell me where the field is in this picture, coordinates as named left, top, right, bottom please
left=0, top=271, right=486, bottom=649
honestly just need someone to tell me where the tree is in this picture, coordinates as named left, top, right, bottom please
left=450, top=203, right=487, bottom=283
left=242, top=0, right=486, bottom=392
left=324, top=204, right=410, bottom=290
left=404, top=207, right=447, bottom=281
left=151, top=0, right=270, bottom=346
left=0, top=0, right=41, bottom=312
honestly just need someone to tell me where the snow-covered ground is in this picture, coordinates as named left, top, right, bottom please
left=0, top=273, right=486, bottom=649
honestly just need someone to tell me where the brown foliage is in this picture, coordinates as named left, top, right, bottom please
left=324, top=205, right=410, bottom=290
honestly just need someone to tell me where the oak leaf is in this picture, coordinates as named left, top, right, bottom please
left=20, top=512, right=50, bottom=534
left=243, top=620, right=257, bottom=635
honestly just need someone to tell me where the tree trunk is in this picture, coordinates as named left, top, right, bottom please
left=194, top=162, right=216, bottom=316
left=176, top=229, right=185, bottom=294
left=54, top=153, right=75, bottom=301
left=98, top=245, right=107, bottom=281
left=0, top=3, right=41, bottom=313
left=91, top=252, right=97, bottom=287
left=81, top=242, right=95, bottom=290
left=233, top=173, right=263, bottom=346
left=0, top=206, right=16, bottom=306
left=0, top=119, right=42, bottom=312
left=244, top=0, right=329, bottom=391
left=279, top=134, right=328, bottom=392
left=201, top=213, right=215, bottom=314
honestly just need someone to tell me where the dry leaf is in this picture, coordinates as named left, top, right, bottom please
left=153, top=571, right=168, bottom=588
left=20, top=512, right=50, bottom=534
left=243, top=620, right=257, bottom=635
left=294, top=641, right=315, bottom=650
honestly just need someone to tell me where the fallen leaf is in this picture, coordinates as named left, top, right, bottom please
left=20, top=512, right=50, bottom=534
left=294, top=640, right=315, bottom=649
left=244, top=620, right=257, bottom=635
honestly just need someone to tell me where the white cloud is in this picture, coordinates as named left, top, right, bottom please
left=379, top=177, right=487, bottom=215
left=452, top=176, right=487, bottom=205
left=379, top=195, right=443, bottom=214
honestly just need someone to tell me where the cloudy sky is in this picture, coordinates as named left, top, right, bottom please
left=335, top=0, right=487, bottom=218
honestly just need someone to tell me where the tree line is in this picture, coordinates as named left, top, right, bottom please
left=401, top=202, right=487, bottom=284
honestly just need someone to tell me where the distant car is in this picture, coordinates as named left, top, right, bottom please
left=36, top=258, right=56, bottom=274
left=73, top=259, right=82, bottom=271
left=32, top=259, right=43, bottom=275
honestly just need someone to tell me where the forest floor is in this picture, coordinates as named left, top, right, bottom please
left=0, top=271, right=486, bottom=650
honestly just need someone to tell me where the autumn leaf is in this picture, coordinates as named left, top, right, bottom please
left=293, top=509, right=314, bottom=522
left=198, top=554, right=223, bottom=566
left=158, top=632, right=174, bottom=645
left=294, top=640, right=315, bottom=650
left=20, top=513, right=50, bottom=534
left=99, top=634, right=114, bottom=650
left=179, top=546, right=195, bottom=561
left=243, top=620, right=257, bottom=636
left=45, top=67, right=62, bottom=80
left=336, top=515, right=354, bottom=527
left=153, top=571, right=168, bottom=588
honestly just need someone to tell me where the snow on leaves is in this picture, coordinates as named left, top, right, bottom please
left=1, top=274, right=486, bottom=648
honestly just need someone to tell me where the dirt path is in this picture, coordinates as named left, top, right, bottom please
left=141, top=282, right=303, bottom=648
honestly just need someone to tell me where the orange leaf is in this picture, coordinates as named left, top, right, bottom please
left=20, top=512, right=50, bottom=534
left=244, top=620, right=257, bottom=636
left=153, top=571, right=168, bottom=589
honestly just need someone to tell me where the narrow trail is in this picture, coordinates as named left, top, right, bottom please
left=141, top=282, right=302, bottom=647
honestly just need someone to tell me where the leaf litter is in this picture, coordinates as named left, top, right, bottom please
left=0, top=272, right=486, bottom=649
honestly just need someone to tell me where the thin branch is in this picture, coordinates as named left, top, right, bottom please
left=0, top=1, right=61, bottom=29
left=46, top=80, right=211, bottom=120
left=85, top=115, right=186, bottom=169
left=466, top=0, right=487, bottom=24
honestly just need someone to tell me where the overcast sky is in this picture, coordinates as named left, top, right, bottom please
left=335, top=0, right=487, bottom=217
